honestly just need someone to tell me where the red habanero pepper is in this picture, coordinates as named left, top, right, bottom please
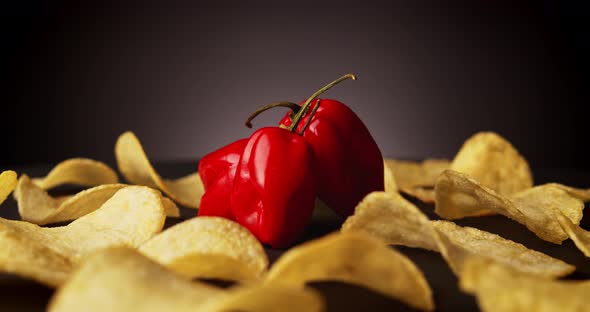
left=197, top=138, right=248, bottom=220
left=231, top=105, right=320, bottom=248
left=246, top=74, right=384, bottom=218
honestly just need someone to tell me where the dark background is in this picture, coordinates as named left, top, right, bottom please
left=3, top=1, right=588, bottom=171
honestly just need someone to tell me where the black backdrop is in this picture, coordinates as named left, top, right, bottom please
left=3, top=1, right=588, bottom=170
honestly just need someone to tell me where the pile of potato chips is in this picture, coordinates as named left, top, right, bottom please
left=1, top=130, right=589, bottom=311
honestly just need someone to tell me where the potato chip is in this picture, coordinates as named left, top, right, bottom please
left=266, top=232, right=434, bottom=311
left=32, top=158, right=118, bottom=189
left=384, top=158, right=450, bottom=189
left=555, top=210, right=590, bottom=258
left=2, top=186, right=165, bottom=265
left=342, top=192, right=574, bottom=278
left=0, top=170, right=17, bottom=205
left=198, top=284, right=324, bottom=312
left=115, top=131, right=204, bottom=208
left=460, top=257, right=590, bottom=312
left=15, top=174, right=126, bottom=225
left=139, top=216, right=268, bottom=281
left=48, top=247, right=224, bottom=312
left=449, top=132, right=533, bottom=196
left=0, top=220, right=73, bottom=287
left=435, top=170, right=585, bottom=244
left=548, top=183, right=590, bottom=202
left=15, top=175, right=179, bottom=224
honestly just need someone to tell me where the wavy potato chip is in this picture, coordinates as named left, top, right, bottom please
left=435, top=170, right=586, bottom=245
left=115, top=131, right=204, bottom=208
left=384, top=158, right=450, bottom=189
left=266, top=232, right=434, bottom=311
left=32, top=158, right=118, bottom=189
left=0, top=186, right=165, bottom=287
left=460, top=257, right=590, bottom=312
left=14, top=175, right=179, bottom=225
left=0, top=170, right=17, bottom=205
left=0, top=186, right=165, bottom=261
left=450, top=132, right=533, bottom=196
left=0, top=220, right=73, bottom=287
left=342, top=192, right=574, bottom=278
left=48, top=247, right=223, bottom=312
left=555, top=210, right=590, bottom=258
left=139, top=216, right=268, bottom=281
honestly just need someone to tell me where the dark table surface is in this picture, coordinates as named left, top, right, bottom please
left=1, top=161, right=589, bottom=311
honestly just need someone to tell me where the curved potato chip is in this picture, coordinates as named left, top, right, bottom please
left=115, top=131, right=204, bottom=208
left=48, top=247, right=224, bottom=312
left=548, top=183, right=590, bottom=202
left=266, top=232, right=434, bottom=311
left=431, top=220, right=573, bottom=277
left=555, top=210, right=590, bottom=258
left=139, top=216, right=268, bottom=281
left=0, top=221, right=73, bottom=287
left=15, top=175, right=179, bottom=225
left=384, top=158, right=450, bottom=189
left=450, top=132, right=533, bottom=197
left=0, top=170, right=17, bottom=205
left=435, top=170, right=585, bottom=244
left=199, top=285, right=324, bottom=312
left=15, top=175, right=127, bottom=225
left=32, top=158, right=118, bottom=189
left=342, top=192, right=574, bottom=278
left=460, top=257, right=590, bottom=312
left=2, top=186, right=166, bottom=263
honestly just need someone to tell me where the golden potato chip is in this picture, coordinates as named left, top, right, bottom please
left=139, top=216, right=268, bottom=281
left=32, top=158, right=118, bottom=189
left=115, top=131, right=204, bottom=208
left=384, top=158, right=450, bottom=189
left=2, top=186, right=165, bottom=264
left=460, top=257, right=590, bottom=312
left=343, top=192, right=437, bottom=251
left=342, top=192, right=574, bottom=278
left=431, top=220, right=573, bottom=277
left=0, top=170, right=17, bottom=205
left=435, top=170, right=585, bottom=244
left=15, top=174, right=127, bottom=225
left=555, top=210, right=590, bottom=258
left=450, top=132, right=533, bottom=196
left=14, top=175, right=179, bottom=224
left=48, top=247, right=224, bottom=312
left=198, top=285, right=324, bottom=312
left=266, top=232, right=434, bottom=311
left=0, top=220, right=73, bottom=287
left=548, top=183, right=590, bottom=202
left=435, top=169, right=525, bottom=220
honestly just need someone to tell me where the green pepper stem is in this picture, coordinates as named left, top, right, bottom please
left=299, top=99, right=321, bottom=135
left=287, top=73, right=356, bottom=132
left=244, top=102, right=300, bottom=128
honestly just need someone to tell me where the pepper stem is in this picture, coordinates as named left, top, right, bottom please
left=244, top=102, right=300, bottom=128
left=287, top=73, right=356, bottom=132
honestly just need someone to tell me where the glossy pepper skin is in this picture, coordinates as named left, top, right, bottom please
left=279, top=98, right=384, bottom=217
left=198, top=139, right=248, bottom=220
left=231, top=127, right=317, bottom=248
